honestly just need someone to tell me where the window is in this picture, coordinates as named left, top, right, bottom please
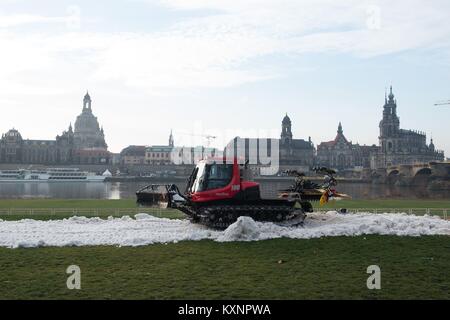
left=191, top=163, right=233, bottom=192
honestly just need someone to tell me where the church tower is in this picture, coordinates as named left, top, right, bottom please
left=281, top=113, right=293, bottom=144
left=169, top=129, right=174, bottom=147
left=379, top=86, right=400, bottom=153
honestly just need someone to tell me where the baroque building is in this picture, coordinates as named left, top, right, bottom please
left=121, top=131, right=177, bottom=166
left=371, top=87, right=444, bottom=168
left=224, top=114, right=315, bottom=172
left=279, top=114, right=315, bottom=166
left=317, top=122, right=355, bottom=169
left=317, top=122, right=378, bottom=170
left=0, top=92, right=110, bottom=165
left=317, top=87, right=445, bottom=170
left=74, top=92, right=107, bottom=149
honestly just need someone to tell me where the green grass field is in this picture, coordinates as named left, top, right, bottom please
left=0, top=199, right=185, bottom=220
left=0, top=236, right=448, bottom=299
left=0, top=198, right=449, bottom=221
left=0, top=198, right=449, bottom=209
left=0, top=198, right=448, bottom=300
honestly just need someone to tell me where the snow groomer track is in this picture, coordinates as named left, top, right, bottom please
left=0, top=212, right=449, bottom=248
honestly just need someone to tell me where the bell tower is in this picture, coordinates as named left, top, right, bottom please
left=281, top=113, right=293, bottom=144
left=379, top=86, right=400, bottom=153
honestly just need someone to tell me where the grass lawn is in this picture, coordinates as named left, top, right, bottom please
left=0, top=199, right=185, bottom=220
left=0, top=236, right=448, bottom=299
left=0, top=199, right=137, bottom=209
left=0, top=198, right=448, bottom=220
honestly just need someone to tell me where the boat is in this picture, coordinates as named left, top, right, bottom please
left=0, top=168, right=106, bottom=182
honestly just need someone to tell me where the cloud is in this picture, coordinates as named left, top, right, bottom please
left=0, top=14, right=64, bottom=28
left=1, top=0, right=450, bottom=95
left=0, top=5, right=81, bottom=29
left=0, top=0, right=449, bottom=153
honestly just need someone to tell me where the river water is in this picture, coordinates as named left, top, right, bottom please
left=0, top=181, right=447, bottom=200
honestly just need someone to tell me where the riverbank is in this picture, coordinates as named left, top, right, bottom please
left=105, top=175, right=371, bottom=183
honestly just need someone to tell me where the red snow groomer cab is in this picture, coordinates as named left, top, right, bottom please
left=136, top=157, right=310, bottom=229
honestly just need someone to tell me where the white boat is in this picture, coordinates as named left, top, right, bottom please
left=0, top=168, right=106, bottom=182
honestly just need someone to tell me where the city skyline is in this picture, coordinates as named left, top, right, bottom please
left=0, top=88, right=446, bottom=158
left=0, top=0, right=449, bottom=154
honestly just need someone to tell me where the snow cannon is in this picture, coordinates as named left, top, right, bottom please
left=278, top=167, right=351, bottom=206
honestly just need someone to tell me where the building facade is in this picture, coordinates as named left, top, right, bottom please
left=224, top=114, right=315, bottom=173
left=279, top=114, right=315, bottom=166
left=317, top=122, right=378, bottom=170
left=371, top=87, right=444, bottom=168
left=120, top=145, right=147, bottom=165
left=145, top=145, right=173, bottom=165
left=317, top=122, right=356, bottom=169
left=0, top=92, right=111, bottom=165
left=144, top=131, right=174, bottom=165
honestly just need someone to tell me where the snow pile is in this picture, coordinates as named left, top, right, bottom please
left=0, top=211, right=448, bottom=248
left=218, top=216, right=261, bottom=242
left=265, top=211, right=450, bottom=240
left=0, top=214, right=219, bottom=248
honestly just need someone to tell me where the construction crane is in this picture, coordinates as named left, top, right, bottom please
left=174, top=131, right=217, bottom=147
left=434, top=100, right=450, bottom=106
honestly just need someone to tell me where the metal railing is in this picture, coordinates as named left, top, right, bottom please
left=314, top=208, right=449, bottom=219
left=0, top=207, right=172, bottom=217
left=0, top=207, right=448, bottom=219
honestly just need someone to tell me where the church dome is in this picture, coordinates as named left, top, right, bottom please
left=74, top=110, right=100, bottom=133
left=3, top=128, right=23, bottom=141
left=73, top=92, right=107, bottom=149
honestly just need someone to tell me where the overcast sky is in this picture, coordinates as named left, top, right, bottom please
left=1, top=0, right=449, bottom=154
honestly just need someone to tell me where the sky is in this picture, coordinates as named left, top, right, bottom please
left=0, top=0, right=449, bottom=154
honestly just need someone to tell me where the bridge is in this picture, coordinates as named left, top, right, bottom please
left=385, top=161, right=450, bottom=179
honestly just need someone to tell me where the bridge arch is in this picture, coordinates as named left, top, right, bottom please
left=388, top=169, right=399, bottom=177
left=414, top=167, right=432, bottom=177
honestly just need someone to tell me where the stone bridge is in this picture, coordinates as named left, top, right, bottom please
left=385, top=162, right=450, bottom=179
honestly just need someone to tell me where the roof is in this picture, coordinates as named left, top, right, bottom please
left=227, top=136, right=313, bottom=150
left=120, top=145, right=147, bottom=156
left=3, top=128, right=22, bottom=139
left=318, top=133, right=350, bottom=148
left=290, top=139, right=313, bottom=149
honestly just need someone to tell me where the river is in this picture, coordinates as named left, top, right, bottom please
left=0, top=181, right=448, bottom=200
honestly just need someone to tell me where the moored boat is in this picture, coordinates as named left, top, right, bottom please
left=0, top=168, right=106, bottom=182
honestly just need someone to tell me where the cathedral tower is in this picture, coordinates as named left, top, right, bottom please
left=281, top=113, right=293, bottom=144
left=379, top=86, right=400, bottom=153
